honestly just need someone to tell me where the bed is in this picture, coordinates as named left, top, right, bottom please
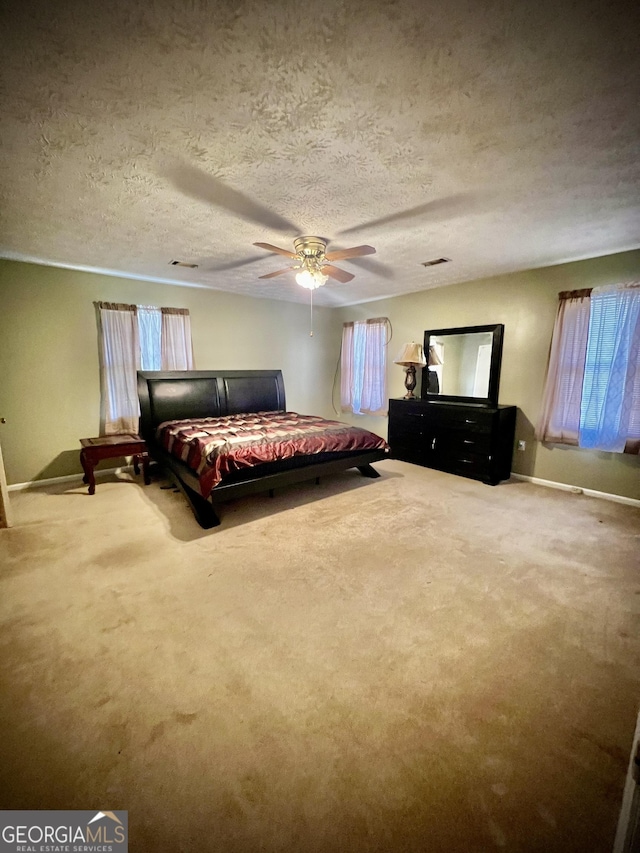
left=137, top=369, right=389, bottom=528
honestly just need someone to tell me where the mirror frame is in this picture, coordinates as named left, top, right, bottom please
left=422, top=323, right=504, bottom=406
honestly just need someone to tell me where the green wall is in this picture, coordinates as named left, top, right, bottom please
left=338, top=250, right=640, bottom=501
left=1, top=252, right=639, bottom=499
left=0, top=260, right=341, bottom=485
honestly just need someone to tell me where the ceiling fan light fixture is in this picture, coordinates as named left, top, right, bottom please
left=295, top=268, right=328, bottom=289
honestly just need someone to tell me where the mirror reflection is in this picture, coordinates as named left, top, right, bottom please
left=426, top=331, right=494, bottom=398
left=423, top=324, right=504, bottom=404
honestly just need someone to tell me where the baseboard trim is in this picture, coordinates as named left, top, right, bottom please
left=613, top=708, right=640, bottom=853
left=9, top=468, right=639, bottom=508
left=511, top=473, right=640, bottom=508
left=8, top=466, right=134, bottom=492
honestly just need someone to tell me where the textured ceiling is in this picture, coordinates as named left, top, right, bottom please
left=1, top=0, right=639, bottom=307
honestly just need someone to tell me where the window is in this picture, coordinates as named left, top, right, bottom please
left=536, top=283, right=640, bottom=453
left=340, top=318, right=390, bottom=416
left=96, top=302, right=194, bottom=434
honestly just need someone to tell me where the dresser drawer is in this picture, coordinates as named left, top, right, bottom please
left=389, top=409, right=430, bottom=433
left=434, top=430, right=492, bottom=455
left=435, top=450, right=492, bottom=480
left=429, top=406, right=495, bottom=434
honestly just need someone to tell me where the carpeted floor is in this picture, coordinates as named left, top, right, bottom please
left=0, top=459, right=638, bottom=852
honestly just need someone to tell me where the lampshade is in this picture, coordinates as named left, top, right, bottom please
left=295, top=269, right=328, bottom=290
left=394, top=342, right=426, bottom=367
left=428, top=344, right=443, bottom=366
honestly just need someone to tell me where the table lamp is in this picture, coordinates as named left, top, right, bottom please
left=394, top=342, right=427, bottom=399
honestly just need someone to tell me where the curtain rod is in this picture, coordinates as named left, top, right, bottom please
left=558, top=288, right=592, bottom=300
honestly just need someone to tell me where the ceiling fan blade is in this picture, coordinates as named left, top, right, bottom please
left=253, top=242, right=298, bottom=259
left=164, top=162, right=300, bottom=232
left=324, top=245, right=376, bottom=261
left=337, top=193, right=480, bottom=236
left=345, top=256, right=395, bottom=280
left=201, top=254, right=265, bottom=272
left=322, top=264, right=355, bottom=283
left=258, top=267, right=294, bottom=279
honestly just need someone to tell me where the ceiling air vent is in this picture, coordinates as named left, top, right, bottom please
left=169, top=260, right=198, bottom=268
left=421, top=257, right=450, bottom=267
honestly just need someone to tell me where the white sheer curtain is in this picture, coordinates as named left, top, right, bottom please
left=579, top=282, right=640, bottom=452
left=161, top=308, right=194, bottom=369
left=137, top=306, right=162, bottom=370
left=340, top=323, right=355, bottom=412
left=535, top=291, right=591, bottom=444
left=96, top=302, right=140, bottom=434
left=341, top=318, right=389, bottom=416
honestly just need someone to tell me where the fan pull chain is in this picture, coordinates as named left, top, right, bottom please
left=309, top=289, right=314, bottom=337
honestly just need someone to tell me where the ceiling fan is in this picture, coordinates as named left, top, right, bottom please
left=254, top=236, right=376, bottom=289
left=164, top=163, right=483, bottom=284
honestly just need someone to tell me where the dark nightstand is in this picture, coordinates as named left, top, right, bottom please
left=80, top=434, right=150, bottom=495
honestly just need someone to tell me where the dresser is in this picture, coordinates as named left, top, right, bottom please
left=388, top=398, right=517, bottom=485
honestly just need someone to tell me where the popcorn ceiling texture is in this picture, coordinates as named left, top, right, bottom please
left=1, top=0, right=639, bottom=306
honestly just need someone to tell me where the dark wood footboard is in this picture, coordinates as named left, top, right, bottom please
left=148, top=442, right=388, bottom=528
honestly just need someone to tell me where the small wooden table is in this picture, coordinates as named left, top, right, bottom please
left=80, top=434, right=150, bottom=495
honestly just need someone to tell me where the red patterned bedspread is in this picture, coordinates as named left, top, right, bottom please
left=156, top=411, right=389, bottom=496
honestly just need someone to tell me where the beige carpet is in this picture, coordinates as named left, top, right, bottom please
left=0, top=460, right=638, bottom=852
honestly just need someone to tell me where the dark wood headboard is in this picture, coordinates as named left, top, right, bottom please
left=137, top=369, right=286, bottom=443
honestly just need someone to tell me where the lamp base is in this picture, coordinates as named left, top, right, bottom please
left=403, top=366, right=417, bottom=399
left=426, top=369, right=440, bottom=394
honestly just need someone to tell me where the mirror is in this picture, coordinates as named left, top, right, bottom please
left=422, top=324, right=504, bottom=405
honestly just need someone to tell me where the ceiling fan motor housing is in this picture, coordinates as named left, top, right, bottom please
left=293, top=236, right=327, bottom=259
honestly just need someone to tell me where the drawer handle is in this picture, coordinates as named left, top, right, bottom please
left=464, top=419, right=477, bottom=424
left=463, top=439, right=474, bottom=445
left=459, top=458, right=473, bottom=464
left=431, top=437, right=436, bottom=450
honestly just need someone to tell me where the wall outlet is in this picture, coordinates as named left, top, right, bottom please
left=517, top=440, right=526, bottom=451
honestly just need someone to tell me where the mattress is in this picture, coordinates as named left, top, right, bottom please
left=156, top=410, right=389, bottom=496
